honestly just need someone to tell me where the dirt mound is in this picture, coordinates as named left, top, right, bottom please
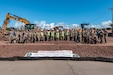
left=0, top=37, right=113, bottom=58
left=0, top=32, right=8, bottom=41
left=0, top=42, right=113, bottom=58
left=0, top=36, right=8, bottom=41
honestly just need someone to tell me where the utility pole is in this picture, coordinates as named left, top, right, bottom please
left=81, top=23, right=89, bottom=42
left=109, top=7, right=113, bottom=37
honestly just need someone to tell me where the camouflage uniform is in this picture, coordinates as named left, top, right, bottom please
left=40, top=31, right=44, bottom=41
left=93, top=31, right=97, bottom=44
left=21, top=25, right=25, bottom=31
left=59, top=31, right=62, bottom=40
left=15, top=31, right=20, bottom=43
left=47, top=30, right=50, bottom=41
left=83, top=31, right=87, bottom=43
left=100, top=30, right=103, bottom=43
left=69, top=30, right=72, bottom=41
left=61, top=30, right=64, bottom=40
left=19, top=31, right=23, bottom=43
left=74, top=30, right=77, bottom=42
left=56, top=31, right=59, bottom=41
left=71, top=30, right=75, bottom=41
left=103, top=30, right=108, bottom=43
left=25, top=31, right=29, bottom=43
left=9, top=31, right=15, bottom=43
left=51, top=30, right=54, bottom=41
left=28, top=31, right=32, bottom=43
left=36, top=31, right=40, bottom=42
left=86, top=31, right=90, bottom=44
left=32, top=32, right=37, bottom=43
left=76, top=31, right=80, bottom=43
left=43, top=30, right=46, bottom=41
left=22, top=31, right=27, bottom=43
left=65, top=29, right=70, bottom=41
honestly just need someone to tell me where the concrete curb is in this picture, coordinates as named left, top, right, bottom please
left=0, top=57, right=113, bottom=63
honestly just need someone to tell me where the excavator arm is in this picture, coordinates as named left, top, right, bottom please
left=2, top=13, right=30, bottom=33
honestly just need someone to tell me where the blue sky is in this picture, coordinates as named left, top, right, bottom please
left=0, top=0, right=113, bottom=28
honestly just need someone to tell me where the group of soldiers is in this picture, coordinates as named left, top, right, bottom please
left=9, top=28, right=108, bottom=44
left=81, top=29, right=108, bottom=44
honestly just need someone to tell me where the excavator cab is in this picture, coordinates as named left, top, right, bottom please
left=25, top=24, right=36, bottom=30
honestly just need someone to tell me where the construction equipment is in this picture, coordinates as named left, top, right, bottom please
left=25, top=24, right=36, bottom=30
left=53, top=26, right=63, bottom=31
left=2, top=13, right=35, bottom=33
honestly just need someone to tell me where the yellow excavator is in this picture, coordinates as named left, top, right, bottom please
left=2, top=13, right=35, bottom=34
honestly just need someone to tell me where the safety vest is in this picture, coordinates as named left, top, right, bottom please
left=51, top=32, right=54, bottom=37
left=61, top=31, right=64, bottom=37
left=40, top=32, right=44, bottom=37
left=66, top=32, right=69, bottom=35
left=56, top=32, right=59, bottom=38
left=47, top=31, right=50, bottom=36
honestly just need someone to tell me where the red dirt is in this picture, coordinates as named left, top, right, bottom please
left=0, top=37, right=113, bottom=58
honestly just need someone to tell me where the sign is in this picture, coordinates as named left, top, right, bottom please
left=25, top=50, right=80, bottom=58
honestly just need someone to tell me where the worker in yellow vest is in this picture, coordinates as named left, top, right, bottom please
left=61, top=30, right=64, bottom=40
left=51, top=30, right=54, bottom=41
left=47, top=30, right=50, bottom=41
left=65, top=29, right=70, bottom=41
left=56, top=30, right=59, bottom=41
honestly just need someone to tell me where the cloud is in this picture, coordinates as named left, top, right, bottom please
left=14, top=22, right=25, bottom=28
left=33, top=20, right=112, bottom=30
left=71, top=24, right=79, bottom=28
left=86, top=20, right=112, bottom=28
left=56, top=22, right=65, bottom=26
left=86, top=24, right=98, bottom=28
left=101, top=20, right=112, bottom=26
left=101, top=20, right=112, bottom=28
left=50, top=23, right=55, bottom=29
left=34, top=21, right=56, bottom=29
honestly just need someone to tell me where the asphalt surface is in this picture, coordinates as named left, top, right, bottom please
left=0, top=60, right=113, bottom=75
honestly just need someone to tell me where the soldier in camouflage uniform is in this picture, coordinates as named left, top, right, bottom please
left=32, top=31, right=37, bottom=43
left=55, top=30, right=59, bottom=41
left=9, top=30, right=16, bottom=43
left=28, top=30, right=32, bottom=43
left=103, top=29, right=108, bottom=43
left=71, top=30, right=75, bottom=41
left=15, top=30, right=20, bottom=43
left=25, top=30, right=29, bottom=43
left=73, top=29, right=77, bottom=42
left=100, top=30, right=103, bottom=43
left=65, top=29, right=70, bottom=41
left=61, top=30, right=64, bottom=40
left=69, top=30, right=72, bottom=41
left=47, top=30, right=50, bottom=41
left=51, top=30, right=55, bottom=41
left=22, top=31, right=27, bottom=43
left=40, top=30, right=44, bottom=41
left=43, top=30, right=47, bottom=41
left=83, top=30, right=87, bottom=43
left=59, top=30, right=62, bottom=40
left=76, top=31, right=80, bottom=43
left=86, top=30, right=90, bottom=44
left=93, top=30, right=97, bottom=44
left=36, top=31, right=40, bottom=42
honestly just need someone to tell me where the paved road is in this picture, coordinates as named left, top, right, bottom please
left=0, top=60, right=113, bottom=75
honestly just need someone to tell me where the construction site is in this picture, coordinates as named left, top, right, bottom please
left=1, top=1, right=113, bottom=75
left=0, top=13, right=113, bottom=59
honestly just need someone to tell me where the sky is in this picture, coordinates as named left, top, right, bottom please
left=0, top=0, right=113, bottom=29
